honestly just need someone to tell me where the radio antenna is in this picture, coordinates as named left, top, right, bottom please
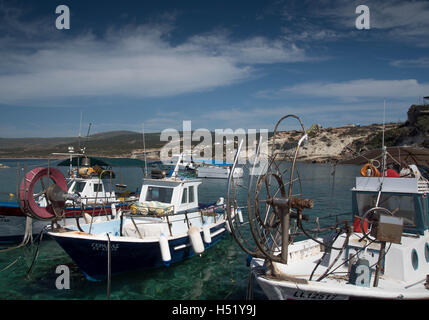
left=78, top=111, right=83, bottom=152
left=142, top=123, right=148, bottom=178
left=82, top=122, right=92, bottom=155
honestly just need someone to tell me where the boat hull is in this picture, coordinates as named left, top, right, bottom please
left=49, top=222, right=227, bottom=281
left=0, top=201, right=127, bottom=243
left=253, top=271, right=429, bottom=300
left=197, top=167, right=243, bottom=179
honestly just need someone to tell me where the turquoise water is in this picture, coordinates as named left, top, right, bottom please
left=0, top=159, right=360, bottom=300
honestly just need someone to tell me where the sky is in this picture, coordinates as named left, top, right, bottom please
left=0, top=0, right=429, bottom=137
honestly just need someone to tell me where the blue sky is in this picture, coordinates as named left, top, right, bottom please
left=1, top=0, right=429, bottom=137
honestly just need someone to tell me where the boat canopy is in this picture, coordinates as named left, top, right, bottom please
left=57, top=156, right=147, bottom=168
left=340, top=147, right=429, bottom=167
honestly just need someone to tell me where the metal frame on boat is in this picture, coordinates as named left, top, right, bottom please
left=226, top=114, right=429, bottom=300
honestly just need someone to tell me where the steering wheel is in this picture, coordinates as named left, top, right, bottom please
left=359, top=206, right=393, bottom=242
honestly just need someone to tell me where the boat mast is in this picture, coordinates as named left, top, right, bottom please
left=142, top=123, right=148, bottom=179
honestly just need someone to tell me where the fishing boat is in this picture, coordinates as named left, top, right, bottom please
left=0, top=151, right=144, bottom=243
left=46, top=158, right=237, bottom=281
left=163, top=154, right=197, bottom=173
left=195, top=159, right=244, bottom=179
left=161, top=154, right=243, bottom=179
left=226, top=114, right=429, bottom=300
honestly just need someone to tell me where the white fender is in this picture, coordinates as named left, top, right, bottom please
left=237, top=208, right=244, bottom=224
left=188, top=226, right=205, bottom=254
left=202, top=224, right=211, bottom=244
left=159, top=233, right=171, bottom=264
left=111, top=203, right=117, bottom=218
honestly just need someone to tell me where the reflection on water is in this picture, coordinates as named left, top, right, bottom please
left=0, top=158, right=360, bottom=299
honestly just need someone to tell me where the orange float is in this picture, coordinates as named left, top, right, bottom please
left=360, top=163, right=381, bottom=177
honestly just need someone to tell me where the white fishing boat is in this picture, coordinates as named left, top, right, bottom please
left=162, top=154, right=243, bottom=179
left=196, top=160, right=244, bottom=179
left=0, top=151, right=143, bottom=243
left=43, top=157, right=237, bottom=280
left=163, top=154, right=197, bottom=172
left=226, top=114, right=429, bottom=300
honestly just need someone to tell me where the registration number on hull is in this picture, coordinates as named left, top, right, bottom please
left=288, top=290, right=347, bottom=300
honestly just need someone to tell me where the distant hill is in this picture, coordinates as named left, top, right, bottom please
left=0, top=131, right=164, bottom=158
left=1, top=104, right=427, bottom=162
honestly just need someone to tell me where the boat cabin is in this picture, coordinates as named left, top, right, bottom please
left=67, top=177, right=116, bottom=205
left=138, top=178, right=202, bottom=214
left=352, top=176, right=429, bottom=235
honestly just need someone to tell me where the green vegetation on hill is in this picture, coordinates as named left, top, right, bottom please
left=0, top=131, right=164, bottom=158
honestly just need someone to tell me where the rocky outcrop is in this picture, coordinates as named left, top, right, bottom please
left=273, top=104, right=429, bottom=163
left=270, top=123, right=399, bottom=163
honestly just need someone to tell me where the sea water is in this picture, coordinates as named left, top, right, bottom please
left=0, top=159, right=360, bottom=300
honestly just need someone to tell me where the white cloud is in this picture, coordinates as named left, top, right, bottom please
left=0, top=10, right=309, bottom=105
left=279, top=0, right=429, bottom=46
left=0, top=27, right=249, bottom=104
left=185, top=32, right=309, bottom=64
left=390, top=57, right=429, bottom=68
left=276, top=79, right=429, bottom=99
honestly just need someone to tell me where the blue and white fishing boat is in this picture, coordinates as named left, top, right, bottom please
left=47, top=161, right=236, bottom=281
left=196, top=159, right=244, bottom=179
left=0, top=152, right=142, bottom=243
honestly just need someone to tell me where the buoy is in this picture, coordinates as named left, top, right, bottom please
left=159, top=233, right=171, bottom=266
left=202, top=224, right=211, bottom=244
left=188, top=226, right=205, bottom=255
left=111, top=203, right=117, bottom=218
left=360, top=163, right=380, bottom=177
left=237, top=208, right=244, bottom=224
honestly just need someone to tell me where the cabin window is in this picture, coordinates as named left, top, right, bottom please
left=356, top=193, right=416, bottom=227
left=73, top=182, right=86, bottom=193
left=189, top=186, right=195, bottom=203
left=146, top=186, right=173, bottom=203
left=412, top=249, right=419, bottom=270
left=93, top=183, right=103, bottom=193
left=181, top=188, right=188, bottom=204
left=421, top=197, right=428, bottom=227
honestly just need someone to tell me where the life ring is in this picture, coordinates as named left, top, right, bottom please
left=360, top=163, right=381, bottom=177
left=19, top=167, right=67, bottom=220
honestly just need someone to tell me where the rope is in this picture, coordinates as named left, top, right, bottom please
left=316, top=226, right=350, bottom=282
left=24, top=228, right=45, bottom=279
left=309, top=229, right=342, bottom=281
left=106, top=233, right=111, bottom=300
left=0, top=216, right=33, bottom=253
left=0, top=256, right=22, bottom=273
